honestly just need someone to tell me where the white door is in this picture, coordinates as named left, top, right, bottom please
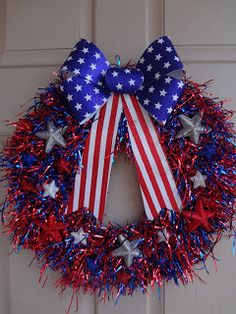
left=0, top=1, right=236, bottom=314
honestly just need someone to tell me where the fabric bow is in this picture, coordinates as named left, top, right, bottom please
left=61, top=36, right=185, bottom=221
left=61, top=36, right=185, bottom=125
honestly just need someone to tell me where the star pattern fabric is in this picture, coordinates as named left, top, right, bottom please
left=136, top=36, right=185, bottom=123
left=105, top=67, right=144, bottom=93
left=60, top=39, right=111, bottom=123
left=60, top=36, right=186, bottom=125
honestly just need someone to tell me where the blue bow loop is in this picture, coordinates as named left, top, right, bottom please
left=61, top=39, right=110, bottom=83
left=136, top=36, right=185, bottom=124
left=60, top=39, right=111, bottom=122
left=62, top=76, right=111, bottom=123
left=137, top=36, right=184, bottom=80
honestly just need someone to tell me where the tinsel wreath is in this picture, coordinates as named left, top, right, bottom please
left=0, top=36, right=236, bottom=310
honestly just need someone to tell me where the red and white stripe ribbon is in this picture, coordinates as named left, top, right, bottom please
left=122, top=94, right=181, bottom=219
left=67, top=94, right=123, bottom=221
left=67, top=94, right=182, bottom=221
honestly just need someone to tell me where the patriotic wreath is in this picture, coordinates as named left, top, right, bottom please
left=1, top=36, right=236, bottom=307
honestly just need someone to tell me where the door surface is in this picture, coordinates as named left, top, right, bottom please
left=0, top=1, right=236, bottom=314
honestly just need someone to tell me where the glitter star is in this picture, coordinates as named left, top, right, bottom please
left=190, top=170, right=207, bottom=189
left=35, top=121, right=67, bottom=154
left=112, top=235, right=142, bottom=267
left=71, top=228, right=88, bottom=245
left=43, top=180, right=59, bottom=199
left=176, top=113, right=207, bottom=144
left=183, top=199, right=215, bottom=232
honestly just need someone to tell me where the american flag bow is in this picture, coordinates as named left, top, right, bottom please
left=60, top=36, right=186, bottom=221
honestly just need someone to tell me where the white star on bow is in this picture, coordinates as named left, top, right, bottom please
left=82, top=47, right=89, bottom=54
left=94, top=87, right=100, bottom=94
left=172, top=94, right=179, bottom=101
left=73, top=68, right=80, bottom=75
left=94, top=104, right=100, bottom=110
left=75, top=103, right=82, bottom=110
left=112, top=71, right=119, bottom=78
left=166, top=46, right=173, bottom=53
left=164, top=61, right=171, bottom=69
left=75, top=85, right=82, bottom=92
left=155, top=102, right=162, bottom=110
left=116, top=82, right=123, bottom=90
left=147, top=64, right=153, bottom=71
left=190, top=170, right=207, bottom=189
left=147, top=46, right=154, bottom=53
left=84, top=94, right=92, bottom=101
left=67, top=94, right=73, bottom=101
left=165, top=77, right=172, bottom=84
left=158, top=38, right=164, bottom=44
left=84, top=112, right=91, bottom=119
left=160, top=89, right=167, bottom=97
left=174, top=56, right=180, bottom=62
left=85, top=74, right=92, bottom=82
left=129, top=78, right=135, bottom=86
left=71, top=228, right=88, bottom=245
left=43, top=180, right=59, bottom=199
left=143, top=98, right=150, bottom=105
left=178, top=81, right=185, bottom=89
left=62, top=66, right=68, bottom=71
left=77, top=58, right=85, bottom=64
left=139, top=57, right=145, bottom=64
left=167, top=107, right=173, bottom=114
left=90, top=63, right=97, bottom=70
left=94, top=52, right=101, bottom=59
left=154, top=72, right=161, bottom=80
left=125, top=69, right=131, bottom=74
left=148, top=86, right=155, bottom=93
left=155, top=53, right=162, bottom=61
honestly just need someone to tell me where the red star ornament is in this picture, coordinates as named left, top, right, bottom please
left=183, top=199, right=215, bottom=232
left=21, top=178, right=35, bottom=193
left=40, top=215, right=66, bottom=242
left=116, top=270, right=132, bottom=285
left=56, top=158, right=71, bottom=174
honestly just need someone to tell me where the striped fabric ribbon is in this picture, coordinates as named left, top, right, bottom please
left=67, top=93, right=182, bottom=221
